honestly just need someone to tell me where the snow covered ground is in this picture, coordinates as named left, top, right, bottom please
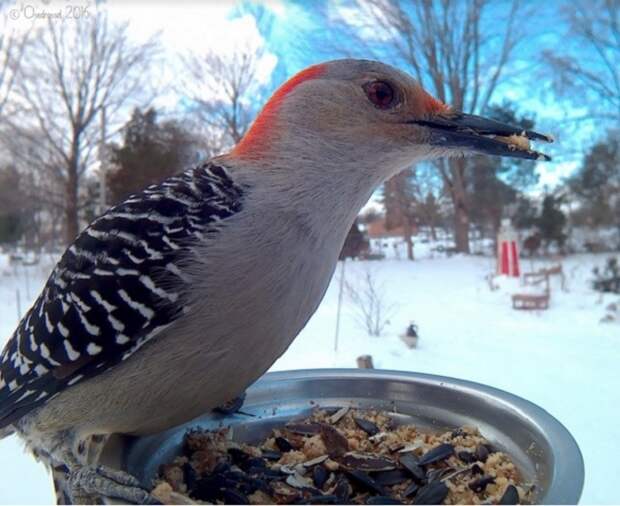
left=0, top=245, right=618, bottom=503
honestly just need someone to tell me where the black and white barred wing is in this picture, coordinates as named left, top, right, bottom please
left=0, top=164, right=244, bottom=429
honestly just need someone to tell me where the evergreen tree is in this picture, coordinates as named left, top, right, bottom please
left=106, top=109, right=200, bottom=205
left=339, top=221, right=369, bottom=260
left=468, top=102, right=539, bottom=238
left=537, top=194, right=567, bottom=252
left=569, top=131, right=620, bottom=228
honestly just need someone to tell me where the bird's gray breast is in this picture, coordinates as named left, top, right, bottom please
left=79, top=203, right=340, bottom=435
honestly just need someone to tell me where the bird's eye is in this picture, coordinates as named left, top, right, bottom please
left=364, top=81, right=396, bottom=109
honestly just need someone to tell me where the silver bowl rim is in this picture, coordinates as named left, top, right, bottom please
left=254, top=368, right=584, bottom=504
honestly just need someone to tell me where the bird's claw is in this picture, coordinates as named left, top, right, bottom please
left=69, top=464, right=160, bottom=505
left=212, top=392, right=247, bottom=415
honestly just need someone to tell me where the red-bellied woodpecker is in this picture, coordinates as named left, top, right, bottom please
left=0, top=59, right=552, bottom=504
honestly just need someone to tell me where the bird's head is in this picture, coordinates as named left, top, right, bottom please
left=230, top=58, right=552, bottom=185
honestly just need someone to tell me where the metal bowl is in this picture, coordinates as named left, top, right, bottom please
left=100, top=369, right=584, bottom=504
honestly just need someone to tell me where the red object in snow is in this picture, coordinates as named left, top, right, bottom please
left=497, top=220, right=520, bottom=277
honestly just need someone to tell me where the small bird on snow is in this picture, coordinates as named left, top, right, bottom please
left=0, top=59, right=552, bottom=503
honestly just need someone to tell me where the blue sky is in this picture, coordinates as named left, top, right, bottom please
left=7, top=0, right=604, bottom=192
left=240, top=0, right=600, bottom=191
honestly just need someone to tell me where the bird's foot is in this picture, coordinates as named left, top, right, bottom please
left=68, top=464, right=160, bottom=505
left=212, top=391, right=247, bottom=415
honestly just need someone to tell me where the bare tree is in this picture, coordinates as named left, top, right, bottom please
left=410, top=164, right=446, bottom=241
left=345, top=266, right=395, bottom=336
left=382, top=169, right=416, bottom=260
left=5, top=12, right=159, bottom=243
left=544, top=0, right=620, bottom=123
left=181, top=45, right=268, bottom=148
left=330, top=0, right=530, bottom=253
left=0, top=11, right=29, bottom=118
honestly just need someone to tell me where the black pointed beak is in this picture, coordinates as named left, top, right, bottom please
left=410, top=112, right=554, bottom=161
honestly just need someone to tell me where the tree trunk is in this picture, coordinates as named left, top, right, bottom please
left=403, top=218, right=414, bottom=260
left=65, top=158, right=79, bottom=244
left=450, top=159, right=470, bottom=253
left=454, top=202, right=470, bottom=253
left=429, top=222, right=437, bottom=241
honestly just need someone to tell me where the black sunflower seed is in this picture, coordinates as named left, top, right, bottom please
left=183, top=461, right=199, bottom=491
left=313, top=466, right=329, bottom=489
left=499, top=484, right=520, bottom=505
left=319, top=423, right=349, bottom=458
left=475, top=444, right=490, bottom=462
left=245, top=477, right=271, bottom=495
left=469, top=475, right=496, bottom=493
left=334, top=477, right=352, bottom=501
left=399, top=453, right=426, bottom=482
left=426, top=467, right=453, bottom=482
left=222, top=488, right=250, bottom=504
left=192, top=475, right=226, bottom=502
left=286, top=423, right=323, bottom=436
left=403, top=482, right=419, bottom=497
left=261, top=449, right=282, bottom=460
left=412, top=481, right=449, bottom=505
left=213, top=461, right=231, bottom=474
left=228, top=447, right=250, bottom=465
left=366, top=496, right=403, bottom=504
left=372, top=469, right=410, bottom=486
left=340, top=453, right=396, bottom=472
left=457, top=451, right=476, bottom=464
left=471, top=463, right=484, bottom=475
left=275, top=436, right=295, bottom=452
left=305, top=495, right=340, bottom=504
left=346, top=469, right=387, bottom=496
left=418, top=443, right=454, bottom=466
left=246, top=457, right=266, bottom=469
left=354, top=417, right=380, bottom=436
left=246, top=466, right=267, bottom=476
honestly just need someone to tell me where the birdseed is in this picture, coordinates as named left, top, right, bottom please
left=151, top=408, right=534, bottom=504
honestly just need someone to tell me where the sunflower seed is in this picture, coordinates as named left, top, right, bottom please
left=304, top=495, right=339, bottom=504
left=372, top=469, right=410, bottom=486
left=412, top=481, right=449, bottom=505
left=319, top=423, right=349, bottom=457
left=468, top=475, right=496, bottom=493
left=261, top=449, right=282, bottom=461
left=366, top=496, right=403, bottom=504
left=222, top=488, right=249, bottom=505
left=499, top=484, right=520, bottom=505
left=286, top=423, right=323, bottom=436
left=418, top=443, right=454, bottom=466
left=475, top=444, right=490, bottom=462
left=275, top=436, right=294, bottom=453
left=334, top=477, right=351, bottom=501
left=304, top=455, right=329, bottom=467
left=346, top=469, right=387, bottom=495
left=399, top=453, right=426, bottom=482
left=340, top=452, right=397, bottom=472
left=457, top=450, right=476, bottom=463
left=426, top=467, right=454, bottom=482
left=368, top=432, right=389, bottom=443
left=286, top=472, right=314, bottom=489
left=354, top=417, right=380, bottom=436
left=313, top=465, right=329, bottom=489
left=403, top=482, right=419, bottom=497
left=328, top=407, right=349, bottom=424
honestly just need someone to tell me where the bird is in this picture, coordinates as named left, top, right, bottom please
left=0, top=59, right=552, bottom=504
